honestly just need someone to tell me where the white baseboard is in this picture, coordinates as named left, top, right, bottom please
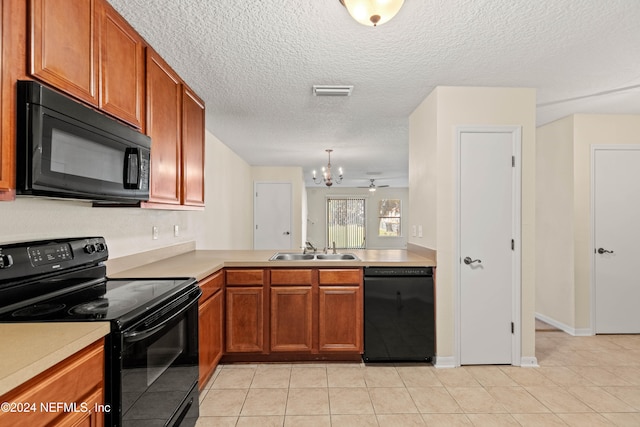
left=434, top=356, right=456, bottom=369
left=520, top=356, right=539, bottom=367
left=535, top=312, right=594, bottom=336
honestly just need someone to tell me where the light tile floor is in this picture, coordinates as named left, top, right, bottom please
left=197, top=330, right=640, bottom=426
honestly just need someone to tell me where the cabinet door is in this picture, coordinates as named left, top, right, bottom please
left=182, top=86, right=205, bottom=206
left=318, top=286, right=363, bottom=352
left=226, top=287, right=264, bottom=353
left=0, top=339, right=105, bottom=427
left=30, top=0, right=99, bottom=106
left=99, top=1, right=144, bottom=129
left=270, top=286, right=313, bottom=352
left=199, top=289, right=223, bottom=389
left=146, top=49, right=181, bottom=204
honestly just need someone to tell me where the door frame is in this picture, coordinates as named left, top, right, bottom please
left=590, top=144, right=640, bottom=334
left=454, top=126, right=522, bottom=366
left=253, top=181, right=293, bottom=250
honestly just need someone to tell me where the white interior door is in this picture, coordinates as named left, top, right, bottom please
left=594, top=147, right=640, bottom=333
left=458, top=128, right=519, bottom=365
left=254, top=182, right=292, bottom=250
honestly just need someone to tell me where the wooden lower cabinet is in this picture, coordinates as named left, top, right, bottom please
left=270, top=286, right=313, bottom=352
left=198, top=271, right=224, bottom=390
left=226, top=286, right=265, bottom=353
left=319, top=286, right=362, bottom=352
left=223, top=267, right=362, bottom=361
left=0, top=338, right=105, bottom=427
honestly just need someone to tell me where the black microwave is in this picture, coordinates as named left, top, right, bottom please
left=16, top=80, right=151, bottom=202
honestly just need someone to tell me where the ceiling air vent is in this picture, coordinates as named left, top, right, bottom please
left=313, top=85, right=353, bottom=96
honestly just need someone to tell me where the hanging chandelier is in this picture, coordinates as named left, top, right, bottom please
left=312, top=149, right=343, bottom=187
left=338, top=0, right=405, bottom=27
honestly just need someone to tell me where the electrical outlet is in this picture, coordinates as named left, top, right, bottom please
left=418, top=225, right=423, bottom=238
left=174, top=225, right=179, bottom=237
left=152, top=226, right=158, bottom=240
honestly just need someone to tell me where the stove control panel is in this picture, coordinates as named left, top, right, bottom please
left=29, top=243, right=73, bottom=267
left=0, top=237, right=108, bottom=283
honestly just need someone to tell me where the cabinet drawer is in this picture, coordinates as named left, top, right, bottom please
left=318, top=269, right=362, bottom=285
left=199, top=270, right=224, bottom=302
left=226, top=269, right=264, bottom=285
left=271, top=269, right=313, bottom=286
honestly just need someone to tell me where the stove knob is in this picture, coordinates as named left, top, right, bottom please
left=96, top=242, right=106, bottom=253
left=0, top=254, right=13, bottom=269
left=84, top=244, right=97, bottom=254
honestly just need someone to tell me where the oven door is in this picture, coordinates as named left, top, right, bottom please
left=115, top=289, right=200, bottom=427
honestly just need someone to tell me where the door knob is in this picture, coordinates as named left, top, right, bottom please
left=463, top=256, right=481, bottom=265
left=597, top=248, right=614, bottom=254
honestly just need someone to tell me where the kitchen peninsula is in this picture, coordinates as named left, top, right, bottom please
left=108, top=246, right=436, bottom=385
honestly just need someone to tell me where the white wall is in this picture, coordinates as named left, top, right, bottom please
left=0, top=129, right=255, bottom=257
left=409, top=86, right=537, bottom=364
left=536, top=114, right=640, bottom=333
left=306, top=187, right=409, bottom=250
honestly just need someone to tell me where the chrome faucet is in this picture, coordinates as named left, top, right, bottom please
left=304, top=241, right=317, bottom=254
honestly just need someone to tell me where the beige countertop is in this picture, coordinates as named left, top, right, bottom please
left=0, top=322, right=110, bottom=396
left=108, top=249, right=436, bottom=281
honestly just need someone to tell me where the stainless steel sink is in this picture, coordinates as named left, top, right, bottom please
left=315, top=253, right=359, bottom=260
left=269, top=253, right=315, bottom=261
left=269, top=252, right=360, bottom=261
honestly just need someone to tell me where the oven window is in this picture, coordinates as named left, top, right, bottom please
left=50, top=128, right=123, bottom=183
left=147, top=318, right=185, bottom=386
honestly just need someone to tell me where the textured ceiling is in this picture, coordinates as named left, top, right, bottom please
left=108, top=0, right=640, bottom=187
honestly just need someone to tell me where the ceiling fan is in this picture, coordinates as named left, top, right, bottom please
left=359, top=179, right=389, bottom=192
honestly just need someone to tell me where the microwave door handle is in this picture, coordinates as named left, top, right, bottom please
left=123, top=147, right=141, bottom=189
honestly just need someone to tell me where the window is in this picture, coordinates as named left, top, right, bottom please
left=378, top=199, right=401, bottom=237
left=327, top=197, right=366, bottom=249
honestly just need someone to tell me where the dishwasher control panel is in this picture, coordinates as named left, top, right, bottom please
left=364, top=266, right=432, bottom=277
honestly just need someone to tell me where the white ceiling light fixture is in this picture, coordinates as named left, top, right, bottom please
left=339, top=0, right=405, bottom=27
left=313, top=85, right=353, bottom=96
left=312, top=149, right=343, bottom=187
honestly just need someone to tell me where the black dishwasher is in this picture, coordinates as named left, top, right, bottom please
left=363, top=266, right=435, bottom=362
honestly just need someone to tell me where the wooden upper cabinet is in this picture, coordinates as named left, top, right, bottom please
left=182, top=87, right=205, bottom=206
left=99, top=1, right=145, bottom=129
left=1, top=0, right=27, bottom=198
left=146, top=49, right=182, bottom=205
left=30, top=0, right=99, bottom=106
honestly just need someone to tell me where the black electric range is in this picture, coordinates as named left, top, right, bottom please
left=0, top=237, right=201, bottom=427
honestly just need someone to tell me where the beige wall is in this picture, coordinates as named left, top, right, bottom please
left=194, top=130, right=254, bottom=250
left=409, top=86, right=537, bottom=365
left=536, top=114, right=640, bottom=333
left=252, top=166, right=306, bottom=250
left=306, top=187, right=409, bottom=250
left=535, top=116, right=576, bottom=328
left=408, top=91, right=438, bottom=249
left=0, top=129, right=255, bottom=257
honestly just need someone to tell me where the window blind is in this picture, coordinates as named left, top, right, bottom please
left=326, top=197, right=366, bottom=249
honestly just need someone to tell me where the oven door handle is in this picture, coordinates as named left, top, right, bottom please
left=123, top=294, right=198, bottom=343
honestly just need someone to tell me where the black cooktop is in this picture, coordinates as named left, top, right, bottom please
left=0, top=277, right=196, bottom=326
left=0, top=237, right=198, bottom=329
